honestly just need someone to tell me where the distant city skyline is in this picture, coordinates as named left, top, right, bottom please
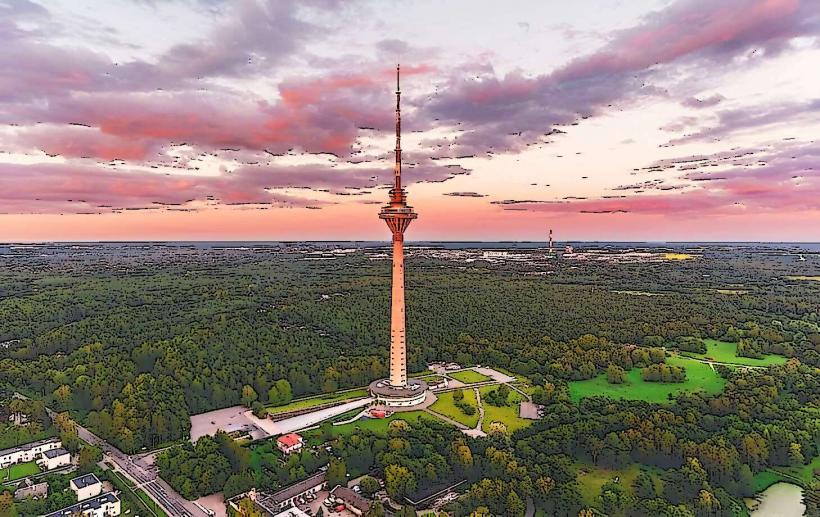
left=1, top=0, right=819, bottom=241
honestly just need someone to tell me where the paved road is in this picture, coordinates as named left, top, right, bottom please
left=17, top=393, right=208, bottom=517
left=74, top=421, right=205, bottom=517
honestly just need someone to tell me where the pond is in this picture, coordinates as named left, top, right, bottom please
left=747, top=482, right=805, bottom=516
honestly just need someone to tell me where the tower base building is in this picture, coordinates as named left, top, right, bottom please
left=369, top=378, right=428, bottom=407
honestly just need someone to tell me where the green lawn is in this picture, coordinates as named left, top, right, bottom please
left=769, top=455, right=820, bottom=486
left=752, top=470, right=791, bottom=492
left=307, top=410, right=438, bottom=439
left=568, top=356, right=726, bottom=404
left=688, top=339, right=788, bottom=367
left=576, top=463, right=643, bottom=508
left=266, top=389, right=370, bottom=415
left=429, top=389, right=479, bottom=428
left=449, top=369, right=492, bottom=384
left=479, top=386, right=531, bottom=434
left=2, top=460, right=41, bottom=481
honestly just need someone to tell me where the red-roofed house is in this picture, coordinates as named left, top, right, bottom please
left=276, top=433, right=304, bottom=455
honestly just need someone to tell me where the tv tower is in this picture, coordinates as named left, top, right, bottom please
left=548, top=228, right=553, bottom=254
left=370, top=66, right=427, bottom=407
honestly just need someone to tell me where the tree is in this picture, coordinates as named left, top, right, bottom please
left=506, top=490, right=526, bottom=517
left=600, top=481, right=626, bottom=515
left=240, top=385, right=258, bottom=408
left=251, top=401, right=266, bottom=418
left=359, top=476, right=381, bottom=498
left=274, top=380, right=293, bottom=405
left=0, top=492, right=15, bottom=517
left=363, top=501, right=385, bottom=517
left=396, top=505, right=416, bottom=517
left=606, top=364, right=627, bottom=384
left=78, top=445, right=102, bottom=473
left=453, top=389, right=464, bottom=401
left=385, top=464, right=416, bottom=500
left=633, top=470, right=656, bottom=499
left=327, top=457, right=347, bottom=488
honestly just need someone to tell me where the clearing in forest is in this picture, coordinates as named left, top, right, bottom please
left=429, top=389, right=480, bottom=428
left=688, top=339, right=788, bottom=367
left=448, top=369, right=493, bottom=384
left=568, top=356, right=726, bottom=403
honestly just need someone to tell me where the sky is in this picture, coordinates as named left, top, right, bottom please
left=1, top=0, right=819, bottom=242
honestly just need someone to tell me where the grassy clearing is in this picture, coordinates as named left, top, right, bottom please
left=266, top=388, right=369, bottom=415
left=429, top=389, right=479, bottom=428
left=568, top=356, right=726, bottom=404
left=769, top=455, right=820, bottom=486
left=787, top=276, right=820, bottom=281
left=449, top=369, right=492, bottom=384
left=692, top=339, right=788, bottom=367
left=479, top=386, right=531, bottom=433
left=2, top=460, right=41, bottom=481
left=576, top=463, right=665, bottom=509
left=304, top=411, right=438, bottom=439
left=752, top=470, right=791, bottom=493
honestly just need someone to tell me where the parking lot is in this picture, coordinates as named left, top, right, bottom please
left=295, top=489, right=358, bottom=517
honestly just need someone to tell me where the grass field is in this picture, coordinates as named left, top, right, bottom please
left=576, top=463, right=644, bottom=508
left=770, top=455, right=820, bottom=486
left=691, top=339, right=788, bottom=367
left=429, top=389, right=480, bottom=428
left=568, top=356, right=726, bottom=404
left=752, top=470, right=791, bottom=492
left=787, top=276, right=820, bottom=281
left=479, top=386, right=531, bottom=433
left=306, top=410, right=438, bottom=439
left=449, top=369, right=492, bottom=384
left=266, top=388, right=369, bottom=415
left=2, top=460, right=41, bottom=481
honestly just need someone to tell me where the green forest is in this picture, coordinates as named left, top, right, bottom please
left=1, top=243, right=819, bottom=515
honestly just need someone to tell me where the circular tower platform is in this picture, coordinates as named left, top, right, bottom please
left=369, top=378, right=428, bottom=407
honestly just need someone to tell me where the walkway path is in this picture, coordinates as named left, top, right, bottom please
left=423, top=408, right=468, bottom=430
left=462, top=387, right=487, bottom=438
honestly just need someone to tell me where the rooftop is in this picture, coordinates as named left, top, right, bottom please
left=42, top=447, right=69, bottom=459
left=277, top=433, right=303, bottom=447
left=45, top=492, right=118, bottom=517
left=330, top=485, right=371, bottom=513
left=257, top=471, right=326, bottom=508
left=0, top=437, right=60, bottom=458
left=71, top=473, right=101, bottom=489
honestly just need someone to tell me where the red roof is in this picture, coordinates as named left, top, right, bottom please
left=277, top=433, right=303, bottom=447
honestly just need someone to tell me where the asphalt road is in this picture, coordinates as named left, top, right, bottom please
left=73, top=423, right=204, bottom=517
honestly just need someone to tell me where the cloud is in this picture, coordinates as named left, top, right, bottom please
left=443, top=191, right=486, bottom=197
left=681, top=93, right=725, bottom=108
left=665, top=98, right=820, bottom=144
left=423, top=0, right=820, bottom=156
left=497, top=140, right=820, bottom=216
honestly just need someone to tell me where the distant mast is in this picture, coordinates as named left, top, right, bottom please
left=548, top=228, right=553, bottom=254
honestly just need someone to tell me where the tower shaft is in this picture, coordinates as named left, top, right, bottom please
left=379, top=65, right=417, bottom=388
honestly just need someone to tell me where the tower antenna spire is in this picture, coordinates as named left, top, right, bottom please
left=394, top=64, right=402, bottom=195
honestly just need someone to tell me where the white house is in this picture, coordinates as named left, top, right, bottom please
left=38, top=447, right=71, bottom=471
left=0, top=437, right=61, bottom=468
left=276, top=433, right=304, bottom=455
left=70, top=473, right=103, bottom=501
left=46, top=491, right=120, bottom=517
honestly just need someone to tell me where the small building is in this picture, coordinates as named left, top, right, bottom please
left=276, top=433, right=304, bottom=455
left=0, top=437, right=62, bottom=468
left=245, top=471, right=326, bottom=514
left=38, top=447, right=71, bottom=471
left=330, top=486, right=371, bottom=516
left=45, top=491, right=120, bottom=517
left=13, top=477, right=48, bottom=500
left=71, top=473, right=103, bottom=501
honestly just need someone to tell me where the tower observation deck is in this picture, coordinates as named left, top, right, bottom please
left=370, top=65, right=427, bottom=408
